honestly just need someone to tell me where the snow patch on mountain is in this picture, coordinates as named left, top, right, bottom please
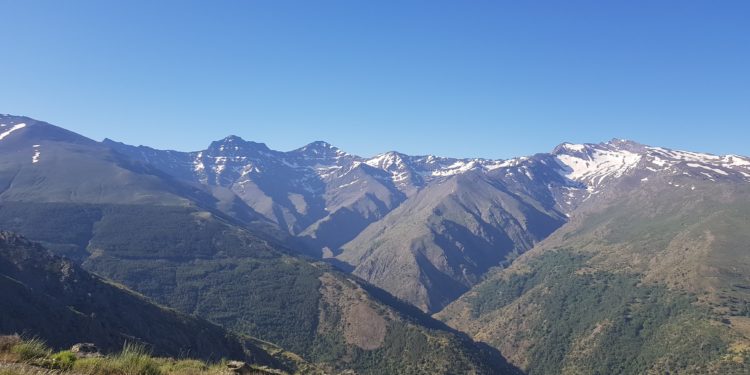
left=554, top=144, right=642, bottom=189
left=645, top=146, right=750, bottom=180
left=559, top=143, right=586, bottom=152
left=0, top=123, right=26, bottom=140
left=365, top=152, right=409, bottom=171
left=685, top=163, right=729, bottom=176
left=32, top=145, right=41, bottom=163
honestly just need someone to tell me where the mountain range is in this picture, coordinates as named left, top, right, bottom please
left=104, top=120, right=750, bottom=314
left=2, top=113, right=750, bottom=373
left=0, top=114, right=519, bottom=374
left=437, top=147, right=750, bottom=373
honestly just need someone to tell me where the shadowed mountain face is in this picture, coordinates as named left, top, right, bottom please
left=0, top=231, right=257, bottom=362
left=0, top=115, right=519, bottom=374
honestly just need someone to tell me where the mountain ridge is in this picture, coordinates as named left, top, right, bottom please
left=6, top=113, right=750, bottom=313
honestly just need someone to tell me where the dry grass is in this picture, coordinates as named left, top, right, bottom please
left=0, top=337, right=247, bottom=375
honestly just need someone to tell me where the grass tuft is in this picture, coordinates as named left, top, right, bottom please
left=0, top=336, right=259, bottom=375
left=73, top=343, right=162, bottom=375
left=116, top=343, right=162, bottom=375
left=9, top=338, right=51, bottom=362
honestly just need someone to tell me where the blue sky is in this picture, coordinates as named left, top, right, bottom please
left=1, top=1, right=748, bottom=159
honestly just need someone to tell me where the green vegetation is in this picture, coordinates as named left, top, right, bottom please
left=0, top=202, right=103, bottom=260
left=438, top=184, right=750, bottom=374
left=0, top=204, right=513, bottom=374
left=49, top=350, right=77, bottom=370
left=84, top=253, right=323, bottom=357
left=466, top=250, right=742, bottom=374
left=9, top=338, right=51, bottom=362
left=73, top=344, right=162, bottom=375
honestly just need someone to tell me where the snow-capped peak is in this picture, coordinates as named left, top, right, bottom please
left=553, top=140, right=643, bottom=190
left=551, top=139, right=750, bottom=195
left=555, top=142, right=587, bottom=153
left=207, top=136, right=271, bottom=154
left=365, top=151, right=410, bottom=171
left=643, top=146, right=750, bottom=179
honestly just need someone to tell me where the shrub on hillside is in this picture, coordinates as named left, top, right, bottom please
left=49, top=350, right=77, bottom=370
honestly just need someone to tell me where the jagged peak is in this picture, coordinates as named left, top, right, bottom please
left=365, top=151, right=411, bottom=168
left=292, top=141, right=346, bottom=154
left=292, top=140, right=350, bottom=157
left=221, top=135, right=248, bottom=143
left=207, top=135, right=270, bottom=153
left=603, top=138, right=648, bottom=153
left=306, top=140, right=334, bottom=149
left=372, top=150, right=410, bottom=159
left=552, top=142, right=591, bottom=155
left=552, top=139, right=646, bottom=156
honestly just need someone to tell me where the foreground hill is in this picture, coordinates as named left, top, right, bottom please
left=0, top=232, right=272, bottom=364
left=0, top=115, right=518, bottom=374
left=437, top=157, right=750, bottom=374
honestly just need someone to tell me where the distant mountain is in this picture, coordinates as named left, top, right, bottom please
left=437, top=143, right=750, bottom=373
left=104, top=134, right=508, bottom=250
left=0, top=115, right=202, bottom=205
left=0, top=114, right=519, bottom=374
left=100, top=118, right=750, bottom=314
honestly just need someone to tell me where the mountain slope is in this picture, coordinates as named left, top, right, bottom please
left=0, top=232, right=264, bottom=363
left=437, top=151, right=750, bottom=374
left=338, top=170, right=566, bottom=312
left=0, top=115, right=209, bottom=206
left=0, top=115, right=519, bottom=374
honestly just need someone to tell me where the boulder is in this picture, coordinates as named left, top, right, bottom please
left=226, top=361, right=252, bottom=374
left=70, top=343, right=101, bottom=358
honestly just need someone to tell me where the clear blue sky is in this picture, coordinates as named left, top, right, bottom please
left=1, top=1, right=748, bottom=159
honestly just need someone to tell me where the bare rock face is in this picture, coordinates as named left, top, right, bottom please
left=317, top=273, right=387, bottom=351
left=226, top=361, right=251, bottom=374
left=70, top=343, right=101, bottom=358
left=226, top=361, right=283, bottom=375
left=343, top=302, right=387, bottom=351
